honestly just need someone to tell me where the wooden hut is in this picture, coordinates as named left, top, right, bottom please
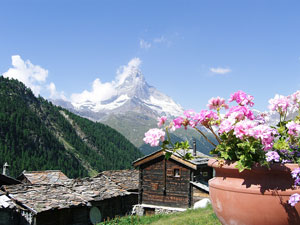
left=132, top=147, right=213, bottom=215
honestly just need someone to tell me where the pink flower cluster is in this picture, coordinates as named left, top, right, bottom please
left=219, top=118, right=235, bottom=133
left=286, top=121, right=300, bottom=137
left=192, top=110, right=219, bottom=127
left=268, top=94, right=290, bottom=113
left=207, top=97, right=229, bottom=110
left=253, top=125, right=277, bottom=150
left=290, top=91, right=300, bottom=106
left=143, top=128, right=165, bottom=147
left=226, top=106, right=255, bottom=121
left=235, top=122, right=276, bottom=150
left=219, top=119, right=276, bottom=150
left=233, top=120, right=257, bottom=139
left=229, top=90, right=254, bottom=106
left=172, top=110, right=219, bottom=129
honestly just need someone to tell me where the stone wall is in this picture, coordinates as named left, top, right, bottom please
left=132, top=204, right=186, bottom=216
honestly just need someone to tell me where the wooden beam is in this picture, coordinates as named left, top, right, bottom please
left=133, top=151, right=164, bottom=167
left=169, top=155, right=197, bottom=170
left=133, top=149, right=197, bottom=170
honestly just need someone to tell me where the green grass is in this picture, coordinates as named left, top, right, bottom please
left=99, top=205, right=221, bottom=225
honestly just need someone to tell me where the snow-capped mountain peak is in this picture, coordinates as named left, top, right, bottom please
left=56, top=58, right=184, bottom=119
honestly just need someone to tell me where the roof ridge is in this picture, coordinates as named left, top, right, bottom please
left=23, top=170, right=63, bottom=173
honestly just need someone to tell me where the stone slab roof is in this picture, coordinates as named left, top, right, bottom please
left=1, top=184, right=92, bottom=214
left=17, top=170, right=70, bottom=185
left=95, top=169, right=139, bottom=191
left=65, top=175, right=131, bottom=202
left=1, top=170, right=137, bottom=214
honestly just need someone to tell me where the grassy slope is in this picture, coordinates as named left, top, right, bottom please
left=99, top=205, right=221, bottom=225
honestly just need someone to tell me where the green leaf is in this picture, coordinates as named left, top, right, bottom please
left=165, top=152, right=172, bottom=160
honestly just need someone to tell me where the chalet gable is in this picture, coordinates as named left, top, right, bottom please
left=133, top=149, right=210, bottom=170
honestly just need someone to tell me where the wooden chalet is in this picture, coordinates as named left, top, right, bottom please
left=133, top=146, right=213, bottom=215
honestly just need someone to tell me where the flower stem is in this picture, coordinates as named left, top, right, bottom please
left=207, top=126, right=222, bottom=144
left=193, top=127, right=217, bottom=147
left=165, top=127, right=174, bottom=148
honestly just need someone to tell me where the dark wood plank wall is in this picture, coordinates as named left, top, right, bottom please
left=195, top=166, right=214, bottom=183
left=93, top=194, right=138, bottom=221
left=36, top=207, right=90, bottom=225
left=141, top=156, right=191, bottom=208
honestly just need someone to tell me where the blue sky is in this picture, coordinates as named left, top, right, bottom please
left=1, top=0, right=300, bottom=112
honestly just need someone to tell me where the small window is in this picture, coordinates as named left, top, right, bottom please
left=174, top=169, right=180, bottom=177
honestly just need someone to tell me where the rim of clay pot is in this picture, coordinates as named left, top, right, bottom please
left=208, top=158, right=300, bottom=173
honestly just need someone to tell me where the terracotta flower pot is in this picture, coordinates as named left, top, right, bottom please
left=208, top=158, right=300, bottom=225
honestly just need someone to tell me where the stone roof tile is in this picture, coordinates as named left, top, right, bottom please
left=18, top=170, right=70, bottom=185
left=96, top=169, right=139, bottom=191
left=2, top=184, right=92, bottom=213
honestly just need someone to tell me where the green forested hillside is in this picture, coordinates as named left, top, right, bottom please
left=0, top=77, right=143, bottom=178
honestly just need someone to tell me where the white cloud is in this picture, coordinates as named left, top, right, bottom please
left=47, top=82, right=67, bottom=100
left=71, top=78, right=117, bottom=104
left=3, top=55, right=48, bottom=95
left=116, top=57, right=141, bottom=85
left=153, top=36, right=167, bottom=43
left=3, top=55, right=66, bottom=100
left=139, top=39, right=151, bottom=49
left=210, top=67, right=231, bottom=74
left=71, top=58, right=142, bottom=106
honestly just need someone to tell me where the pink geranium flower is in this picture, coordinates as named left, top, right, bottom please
left=286, top=121, right=300, bottom=137
left=229, top=90, right=254, bottom=106
left=173, top=117, right=184, bottom=129
left=268, top=94, right=291, bottom=113
left=143, top=128, right=165, bottom=147
left=192, top=110, right=219, bottom=127
left=184, top=109, right=196, bottom=118
left=207, top=97, right=229, bottom=110
left=252, top=125, right=277, bottom=150
left=290, top=91, right=300, bottom=106
left=219, top=118, right=235, bottom=134
left=233, top=120, right=257, bottom=139
left=157, top=116, right=167, bottom=127
left=226, top=106, right=255, bottom=121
